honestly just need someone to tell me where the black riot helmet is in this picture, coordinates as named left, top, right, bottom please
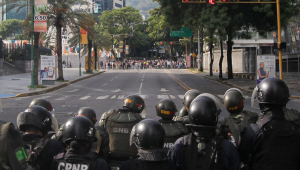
left=183, top=89, right=201, bottom=110
left=75, top=107, right=97, bottom=125
left=224, top=88, right=245, bottom=114
left=187, top=96, right=221, bottom=128
left=252, top=77, right=290, bottom=111
left=156, top=99, right=178, bottom=120
left=123, top=95, right=145, bottom=114
left=29, top=98, right=53, bottom=111
left=179, top=107, right=188, bottom=117
left=130, top=119, right=165, bottom=149
left=17, top=106, right=53, bottom=134
left=63, top=116, right=96, bottom=144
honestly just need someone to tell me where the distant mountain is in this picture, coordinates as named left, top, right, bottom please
left=126, top=0, right=159, bottom=15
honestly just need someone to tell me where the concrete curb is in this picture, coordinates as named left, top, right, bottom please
left=12, top=71, right=105, bottom=98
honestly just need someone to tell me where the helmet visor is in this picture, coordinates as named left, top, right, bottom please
left=196, top=93, right=223, bottom=114
left=51, top=114, right=59, bottom=133
left=251, top=86, right=260, bottom=109
left=129, top=125, right=137, bottom=146
left=140, top=106, right=146, bottom=118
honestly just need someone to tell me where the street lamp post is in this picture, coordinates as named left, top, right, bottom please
left=30, top=0, right=34, bottom=89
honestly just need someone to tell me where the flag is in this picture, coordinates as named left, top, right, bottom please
left=80, top=28, right=88, bottom=44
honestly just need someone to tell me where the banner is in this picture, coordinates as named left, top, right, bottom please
left=80, top=28, right=88, bottom=44
left=40, top=56, right=56, bottom=80
left=125, top=45, right=129, bottom=55
left=63, top=46, right=69, bottom=54
left=119, top=40, right=123, bottom=52
left=85, top=56, right=94, bottom=70
left=256, top=55, right=276, bottom=84
left=34, top=0, right=47, bottom=32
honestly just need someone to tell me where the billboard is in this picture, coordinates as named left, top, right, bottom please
left=125, top=45, right=129, bottom=55
left=256, top=55, right=276, bottom=84
left=85, top=56, right=95, bottom=70
left=34, top=0, right=47, bottom=32
left=80, top=28, right=88, bottom=44
left=40, top=56, right=56, bottom=80
left=119, top=40, right=124, bottom=52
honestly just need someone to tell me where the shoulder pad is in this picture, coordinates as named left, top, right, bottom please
left=110, top=111, right=142, bottom=123
left=54, top=152, right=65, bottom=160
left=99, top=109, right=115, bottom=127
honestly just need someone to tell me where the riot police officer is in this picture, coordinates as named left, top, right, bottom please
left=239, top=77, right=300, bottom=170
left=29, top=98, right=59, bottom=133
left=17, top=106, right=64, bottom=170
left=156, top=99, right=188, bottom=152
left=219, top=88, right=258, bottom=146
left=51, top=116, right=109, bottom=170
left=168, top=95, right=240, bottom=170
left=173, top=89, right=201, bottom=124
left=99, top=94, right=145, bottom=167
left=120, top=119, right=175, bottom=170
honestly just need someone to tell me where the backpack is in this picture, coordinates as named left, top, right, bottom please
left=0, top=121, right=27, bottom=170
left=24, top=138, right=49, bottom=170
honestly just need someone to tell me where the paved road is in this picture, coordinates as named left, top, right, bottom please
left=1, top=69, right=300, bottom=126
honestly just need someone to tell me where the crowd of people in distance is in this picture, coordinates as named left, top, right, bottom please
left=99, top=59, right=186, bottom=70
left=1, top=77, right=300, bottom=170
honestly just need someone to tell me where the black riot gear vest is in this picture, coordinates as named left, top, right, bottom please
left=178, top=133, right=223, bottom=170
left=158, top=119, right=188, bottom=152
left=23, top=137, right=49, bottom=170
left=53, top=150, right=97, bottom=170
left=130, top=149, right=172, bottom=170
left=105, top=109, right=143, bottom=159
left=250, top=110, right=300, bottom=170
left=219, top=110, right=258, bottom=143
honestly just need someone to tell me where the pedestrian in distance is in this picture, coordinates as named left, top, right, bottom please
left=168, top=94, right=240, bottom=170
left=51, top=116, right=109, bottom=170
left=120, top=119, right=176, bottom=170
left=239, top=77, right=300, bottom=170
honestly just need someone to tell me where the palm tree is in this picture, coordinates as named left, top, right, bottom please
left=47, top=0, right=95, bottom=80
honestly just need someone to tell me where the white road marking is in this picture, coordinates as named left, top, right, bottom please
left=178, top=95, right=184, bottom=99
left=112, top=89, right=122, bottom=92
left=55, top=96, right=69, bottom=100
left=40, top=96, right=51, bottom=99
left=110, top=79, right=114, bottom=81
left=142, top=79, right=143, bottom=82
left=217, top=95, right=224, bottom=99
left=80, top=96, right=91, bottom=100
left=160, top=88, right=169, bottom=92
left=117, top=95, right=124, bottom=99
left=96, top=95, right=109, bottom=99
left=169, top=95, right=176, bottom=99
left=139, top=95, right=148, bottom=99
left=67, top=89, right=79, bottom=92
left=138, top=83, right=143, bottom=94
left=158, top=95, right=169, bottom=99
left=111, top=95, right=116, bottom=99
left=102, top=83, right=107, bottom=87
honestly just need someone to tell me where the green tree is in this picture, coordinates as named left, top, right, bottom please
left=0, top=19, right=23, bottom=39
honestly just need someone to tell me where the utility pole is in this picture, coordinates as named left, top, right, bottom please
left=197, top=30, right=200, bottom=71
left=30, top=0, right=34, bottom=88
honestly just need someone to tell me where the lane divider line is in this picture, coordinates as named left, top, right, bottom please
left=164, top=70, right=191, bottom=91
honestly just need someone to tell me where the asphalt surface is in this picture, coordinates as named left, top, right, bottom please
left=1, top=69, right=300, bottom=126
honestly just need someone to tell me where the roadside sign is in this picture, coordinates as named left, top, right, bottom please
left=159, top=50, right=165, bottom=53
left=192, top=53, right=196, bottom=57
left=171, top=27, right=193, bottom=37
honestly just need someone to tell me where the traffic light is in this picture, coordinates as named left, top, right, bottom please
left=206, top=0, right=215, bottom=4
left=170, top=42, right=173, bottom=45
left=160, top=42, right=163, bottom=45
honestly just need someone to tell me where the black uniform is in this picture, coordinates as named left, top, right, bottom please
left=51, top=147, right=109, bottom=170
left=168, top=133, right=240, bottom=170
left=23, top=134, right=64, bottom=170
left=239, top=110, right=300, bottom=169
left=121, top=119, right=175, bottom=170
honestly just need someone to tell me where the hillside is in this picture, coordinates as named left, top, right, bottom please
left=126, top=0, right=159, bottom=15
